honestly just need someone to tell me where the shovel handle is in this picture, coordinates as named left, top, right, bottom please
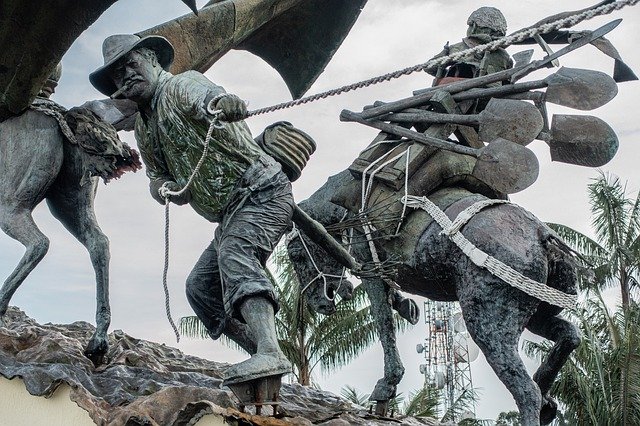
left=292, top=206, right=361, bottom=273
left=341, top=109, right=479, bottom=157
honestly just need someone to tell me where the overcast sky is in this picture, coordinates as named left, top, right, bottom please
left=1, top=0, right=639, bottom=421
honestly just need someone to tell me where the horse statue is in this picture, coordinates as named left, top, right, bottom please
left=284, top=13, right=635, bottom=422
left=0, top=65, right=142, bottom=365
left=288, top=165, right=581, bottom=425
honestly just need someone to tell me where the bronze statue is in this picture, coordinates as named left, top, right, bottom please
left=90, top=34, right=293, bottom=385
left=0, top=64, right=141, bottom=365
left=425, top=7, right=513, bottom=85
left=288, top=9, right=632, bottom=426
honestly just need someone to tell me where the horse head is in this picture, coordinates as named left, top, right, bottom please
left=287, top=229, right=355, bottom=316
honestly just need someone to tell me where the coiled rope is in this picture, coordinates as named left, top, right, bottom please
left=247, top=0, right=639, bottom=117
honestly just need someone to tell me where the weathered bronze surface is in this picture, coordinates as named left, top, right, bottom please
left=453, top=67, right=619, bottom=111
left=547, top=114, right=619, bottom=167
left=385, top=98, right=543, bottom=145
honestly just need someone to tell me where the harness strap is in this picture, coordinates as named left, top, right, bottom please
left=403, top=195, right=577, bottom=310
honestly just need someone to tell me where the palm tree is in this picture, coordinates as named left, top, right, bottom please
left=524, top=292, right=640, bottom=425
left=547, top=172, right=640, bottom=311
left=180, top=245, right=412, bottom=385
left=340, top=384, right=439, bottom=418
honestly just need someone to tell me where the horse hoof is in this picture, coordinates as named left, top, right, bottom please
left=84, top=338, right=109, bottom=367
left=540, top=396, right=558, bottom=425
left=397, top=298, right=420, bottom=325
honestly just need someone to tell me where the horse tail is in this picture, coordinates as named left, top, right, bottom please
left=542, top=231, right=580, bottom=308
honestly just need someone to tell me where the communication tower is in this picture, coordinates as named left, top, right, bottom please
left=416, top=301, right=479, bottom=421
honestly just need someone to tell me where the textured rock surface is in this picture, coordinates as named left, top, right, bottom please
left=0, top=308, right=438, bottom=425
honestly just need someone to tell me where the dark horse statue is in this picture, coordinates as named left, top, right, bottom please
left=288, top=168, right=581, bottom=425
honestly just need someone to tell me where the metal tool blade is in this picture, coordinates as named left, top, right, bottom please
left=545, top=67, right=618, bottom=110
left=473, top=138, right=540, bottom=194
left=546, top=114, right=619, bottom=167
left=477, top=99, right=544, bottom=145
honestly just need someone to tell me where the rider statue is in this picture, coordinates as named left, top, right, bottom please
left=90, top=34, right=292, bottom=384
left=425, top=6, right=513, bottom=85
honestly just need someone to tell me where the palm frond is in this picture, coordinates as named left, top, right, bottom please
left=340, top=385, right=370, bottom=407
left=588, top=173, right=631, bottom=255
left=179, top=315, right=211, bottom=339
left=440, top=387, right=480, bottom=423
left=546, top=222, right=608, bottom=261
left=624, top=186, right=640, bottom=248
left=401, top=386, right=439, bottom=417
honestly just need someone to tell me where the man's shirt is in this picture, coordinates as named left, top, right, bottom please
left=135, top=70, right=264, bottom=222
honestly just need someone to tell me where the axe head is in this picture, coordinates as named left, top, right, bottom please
left=613, top=59, right=639, bottom=83
left=238, top=0, right=368, bottom=99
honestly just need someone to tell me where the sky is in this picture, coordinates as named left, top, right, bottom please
left=1, top=0, right=639, bottom=421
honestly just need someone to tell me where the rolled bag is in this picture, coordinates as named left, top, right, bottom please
left=331, top=149, right=506, bottom=239
left=254, top=121, right=316, bottom=182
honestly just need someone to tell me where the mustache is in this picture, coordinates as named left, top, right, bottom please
left=124, top=76, right=144, bottom=85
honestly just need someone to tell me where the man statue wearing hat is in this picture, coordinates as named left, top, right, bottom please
left=90, top=34, right=292, bottom=384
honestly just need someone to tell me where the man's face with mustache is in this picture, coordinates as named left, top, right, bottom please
left=110, top=50, right=161, bottom=106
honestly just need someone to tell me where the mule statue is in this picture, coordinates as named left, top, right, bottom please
left=288, top=167, right=582, bottom=426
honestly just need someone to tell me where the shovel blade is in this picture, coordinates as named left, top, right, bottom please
left=545, top=67, right=618, bottom=110
left=548, top=114, right=619, bottom=167
left=478, top=98, right=543, bottom=145
left=472, top=138, right=540, bottom=194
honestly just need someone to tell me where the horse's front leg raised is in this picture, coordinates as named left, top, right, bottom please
left=46, top=174, right=110, bottom=366
left=363, top=277, right=404, bottom=416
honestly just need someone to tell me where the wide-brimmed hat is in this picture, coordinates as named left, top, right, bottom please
left=89, top=34, right=175, bottom=97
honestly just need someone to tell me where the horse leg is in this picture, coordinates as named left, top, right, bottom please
left=460, top=291, right=541, bottom=426
left=526, top=311, right=581, bottom=425
left=0, top=112, right=63, bottom=323
left=364, top=277, right=404, bottom=416
left=0, top=209, right=50, bottom=323
left=46, top=176, right=110, bottom=366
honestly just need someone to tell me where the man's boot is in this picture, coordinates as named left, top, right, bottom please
left=223, top=297, right=290, bottom=384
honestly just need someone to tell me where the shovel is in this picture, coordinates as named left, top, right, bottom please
left=538, top=114, right=619, bottom=167
left=340, top=109, right=539, bottom=194
left=451, top=67, right=618, bottom=111
left=384, top=98, right=543, bottom=146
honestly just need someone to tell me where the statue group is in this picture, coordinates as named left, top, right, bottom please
left=0, top=1, right=636, bottom=424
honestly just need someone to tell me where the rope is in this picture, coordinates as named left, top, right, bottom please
left=247, top=0, right=639, bottom=117
left=160, top=112, right=224, bottom=343
left=403, top=195, right=577, bottom=310
left=290, top=225, right=346, bottom=301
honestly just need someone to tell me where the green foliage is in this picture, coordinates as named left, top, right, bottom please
left=340, top=385, right=370, bottom=407
left=523, top=294, right=640, bottom=425
left=400, top=386, right=439, bottom=418
left=440, top=387, right=481, bottom=424
left=495, top=410, right=521, bottom=425
left=547, top=172, right=640, bottom=309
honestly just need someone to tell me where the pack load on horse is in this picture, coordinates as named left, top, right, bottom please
left=285, top=4, right=637, bottom=425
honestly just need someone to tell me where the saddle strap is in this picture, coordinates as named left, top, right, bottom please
left=403, top=195, right=577, bottom=310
